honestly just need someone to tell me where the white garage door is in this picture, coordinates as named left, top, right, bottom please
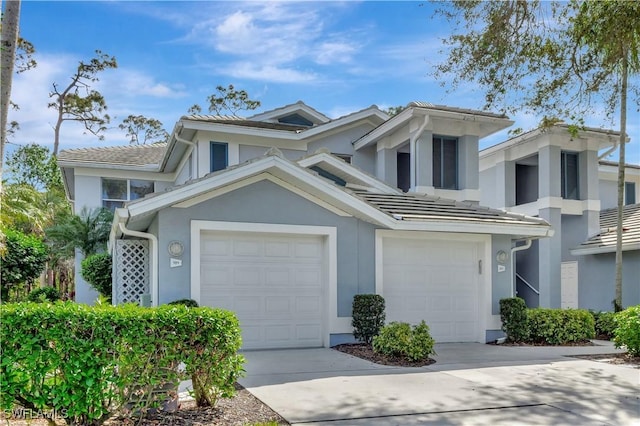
left=382, top=237, right=481, bottom=342
left=199, top=231, right=324, bottom=349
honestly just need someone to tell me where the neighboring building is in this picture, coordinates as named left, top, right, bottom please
left=479, top=125, right=639, bottom=311
left=59, top=101, right=554, bottom=348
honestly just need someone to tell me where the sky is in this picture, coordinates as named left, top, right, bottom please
left=6, top=1, right=640, bottom=164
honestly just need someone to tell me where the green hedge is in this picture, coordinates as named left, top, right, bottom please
left=372, top=321, right=436, bottom=362
left=614, top=305, right=640, bottom=357
left=27, top=287, right=62, bottom=303
left=590, top=310, right=618, bottom=339
left=352, top=294, right=385, bottom=344
left=527, top=308, right=595, bottom=345
left=81, top=253, right=113, bottom=298
left=0, top=302, right=244, bottom=424
left=499, top=298, right=530, bottom=342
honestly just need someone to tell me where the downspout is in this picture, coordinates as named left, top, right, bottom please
left=118, top=222, right=159, bottom=307
left=510, top=238, right=532, bottom=297
left=175, top=123, right=198, bottom=178
left=598, top=137, right=618, bottom=160
left=410, top=114, right=430, bottom=189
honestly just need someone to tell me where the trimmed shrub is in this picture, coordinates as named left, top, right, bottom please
left=81, top=253, right=113, bottom=298
left=613, top=305, right=640, bottom=357
left=590, top=311, right=618, bottom=340
left=168, top=298, right=199, bottom=308
left=1, top=228, right=48, bottom=301
left=27, top=286, right=61, bottom=303
left=499, top=297, right=529, bottom=342
left=373, top=321, right=436, bottom=362
left=352, top=294, right=385, bottom=344
left=0, top=302, right=244, bottom=424
left=527, top=308, right=595, bottom=345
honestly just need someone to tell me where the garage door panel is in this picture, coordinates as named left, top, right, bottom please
left=383, top=236, right=481, bottom=343
left=200, top=231, right=324, bottom=349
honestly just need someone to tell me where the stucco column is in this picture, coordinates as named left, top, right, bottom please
left=376, top=147, right=398, bottom=189
left=458, top=135, right=479, bottom=191
left=538, top=145, right=561, bottom=199
left=413, top=130, right=433, bottom=190
left=538, top=207, right=562, bottom=308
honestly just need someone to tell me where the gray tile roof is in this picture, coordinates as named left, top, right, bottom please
left=574, top=203, right=640, bottom=252
left=407, top=102, right=508, bottom=119
left=180, top=115, right=309, bottom=132
left=58, top=143, right=167, bottom=168
left=354, top=191, right=549, bottom=228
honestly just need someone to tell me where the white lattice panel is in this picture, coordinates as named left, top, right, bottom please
left=115, top=240, right=149, bottom=304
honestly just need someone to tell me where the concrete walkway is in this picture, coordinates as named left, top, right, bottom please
left=239, top=341, right=639, bottom=425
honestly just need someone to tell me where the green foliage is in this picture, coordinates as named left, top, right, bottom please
left=27, top=286, right=61, bottom=303
left=81, top=253, right=113, bottom=298
left=0, top=302, right=245, bottom=424
left=0, top=229, right=48, bottom=301
left=384, top=105, right=405, bottom=116
left=372, top=321, right=436, bottom=362
left=46, top=206, right=113, bottom=258
left=5, top=144, right=63, bottom=191
left=168, top=298, right=199, bottom=308
left=613, top=305, right=640, bottom=357
left=499, top=297, right=530, bottom=342
left=352, top=294, right=386, bottom=344
left=527, top=308, right=595, bottom=345
left=118, top=114, right=169, bottom=145
left=590, top=310, right=618, bottom=340
left=190, top=84, right=261, bottom=117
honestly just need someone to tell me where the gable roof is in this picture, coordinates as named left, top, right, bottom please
left=112, top=149, right=552, bottom=243
left=571, top=203, right=640, bottom=255
left=57, top=142, right=167, bottom=170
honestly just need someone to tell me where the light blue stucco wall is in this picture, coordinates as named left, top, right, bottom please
left=307, top=123, right=375, bottom=157
left=239, top=145, right=304, bottom=162
left=578, top=251, right=640, bottom=311
left=150, top=179, right=379, bottom=314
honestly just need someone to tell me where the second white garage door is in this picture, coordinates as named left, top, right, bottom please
left=381, top=236, right=482, bottom=343
left=199, top=231, right=324, bottom=349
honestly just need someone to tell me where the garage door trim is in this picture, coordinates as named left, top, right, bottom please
left=191, top=220, right=337, bottom=348
left=375, top=230, right=491, bottom=343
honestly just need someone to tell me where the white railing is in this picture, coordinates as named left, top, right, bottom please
left=515, top=273, right=540, bottom=295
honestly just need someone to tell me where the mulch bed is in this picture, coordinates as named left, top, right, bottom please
left=333, top=343, right=436, bottom=367
left=571, top=352, right=640, bottom=368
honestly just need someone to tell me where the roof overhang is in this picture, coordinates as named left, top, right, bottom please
left=571, top=243, right=640, bottom=256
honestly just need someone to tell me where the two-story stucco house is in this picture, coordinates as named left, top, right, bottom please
left=479, top=125, right=639, bottom=312
left=58, top=101, right=553, bottom=349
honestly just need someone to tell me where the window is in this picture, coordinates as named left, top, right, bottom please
left=210, top=142, right=228, bottom=172
left=433, top=136, right=458, bottom=190
left=333, top=153, right=352, bottom=164
left=625, top=182, right=636, bottom=205
left=102, top=178, right=154, bottom=210
left=561, top=152, right=579, bottom=200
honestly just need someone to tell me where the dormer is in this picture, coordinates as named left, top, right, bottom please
left=353, top=102, right=512, bottom=203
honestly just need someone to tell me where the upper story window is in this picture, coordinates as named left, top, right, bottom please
left=561, top=151, right=579, bottom=200
left=102, top=178, right=154, bottom=210
left=433, top=136, right=458, bottom=190
left=625, top=181, right=636, bottom=205
left=210, top=142, right=228, bottom=172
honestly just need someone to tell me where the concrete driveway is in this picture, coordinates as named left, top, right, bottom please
left=238, top=342, right=639, bottom=425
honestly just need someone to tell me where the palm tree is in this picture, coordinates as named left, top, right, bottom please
left=46, top=207, right=114, bottom=258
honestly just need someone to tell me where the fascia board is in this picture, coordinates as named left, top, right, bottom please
left=56, top=160, right=162, bottom=173
left=180, top=120, right=301, bottom=140
left=390, top=220, right=553, bottom=237
left=570, top=243, right=640, bottom=256
left=353, top=109, right=414, bottom=150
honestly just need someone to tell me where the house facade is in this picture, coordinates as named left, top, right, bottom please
left=479, top=125, right=639, bottom=311
left=59, top=101, right=555, bottom=349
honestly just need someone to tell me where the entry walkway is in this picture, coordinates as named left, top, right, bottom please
left=239, top=341, right=639, bottom=425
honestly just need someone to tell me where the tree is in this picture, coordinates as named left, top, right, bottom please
left=81, top=253, right=112, bottom=298
left=384, top=106, right=405, bottom=117
left=48, top=50, right=117, bottom=155
left=5, top=143, right=62, bottom=191
left=190, top=84, right=261, bottom=116
left=45, top=207, right=113, bottom=258
left=433, top=0, right=640, bottom=309
left=0, top=228, right=47, bottom=301
left=1, top=0, right=21, bottom=184
left=118, top=114, right=169, bottom=145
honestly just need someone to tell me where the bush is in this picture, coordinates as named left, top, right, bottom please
left=527, top=308, right=595, bottom=345
left=0, top=302, right=244, bottom=424
left=352, top=294, right=385, bottom=344
left=499, top=297, right=529, bottom=342
left=81, top=253, right=113, bottom=298
left=1, top=228, right=48, bottom=301
left=590, top=310, right=618, bottom=340
left=27, top=286, right=61, bottom=303
left=614, top=305, right=640, bottom=357
left=168, top=298, right=199, bottom=308
left=372, top=321, right=436, bottom=362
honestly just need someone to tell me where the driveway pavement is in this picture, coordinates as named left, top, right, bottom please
left=238, top=341, right=639, bottom=425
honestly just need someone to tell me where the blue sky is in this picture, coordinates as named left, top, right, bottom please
left=7, top=1, right=640, bottom=164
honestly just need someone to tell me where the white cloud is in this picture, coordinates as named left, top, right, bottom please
left=100, top=69, right=188, bottom=99
left=220, top=62, right=317, bottom=84
left=315, top=41, right=357, bottom=65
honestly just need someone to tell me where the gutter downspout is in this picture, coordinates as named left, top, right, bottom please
left=598, top=137, right=619, bottom=160
left=510, top=238, right=532, bottom=297
left=175, top=123, right=198, bottom=179
left=410, top=114, right=430, bottom=190
left=118, top=222, right=159, bottom=307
